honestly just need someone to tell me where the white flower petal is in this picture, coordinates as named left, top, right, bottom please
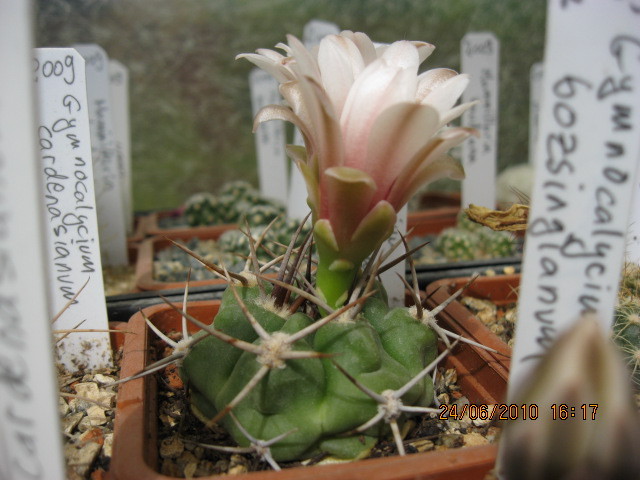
left=380, top=40, right=420, bottom=71
left=340, top=59, right=417, bottom=169
left=236, top=53, right=294, bottom=83
left=411, top=41, right=436, bottom=64
left=422, top=74, right=470, bottom=113
left=295, top=75, right=344, bottom=172
left=340, top=30, right=378, bottom=65
left=285, top=34, right=321, bottom=81
left=440, top=100, right=477, bottom=126
left=388, top=128, right=475, bottom=208
left=255, top=48, right=285, bottom=62
left=318, top=35, right=365, bottom=117
left=391, top=154, right=465, bottom=210
left=365, top=103, right=441, bottom=199
left=416, top=68, right=458, bottom=101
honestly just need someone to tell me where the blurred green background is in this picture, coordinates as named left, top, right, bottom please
left=36, top=0, right=546, bottom=212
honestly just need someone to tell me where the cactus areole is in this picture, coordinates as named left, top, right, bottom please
left=177, top=31, right=474, bottom=464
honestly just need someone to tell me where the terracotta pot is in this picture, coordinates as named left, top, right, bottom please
left=110, top=300, right=506, bottom=480
left=143, top=209, right=239, bottom=239
left=425, top=274, right=520, bottom=372
left=135, top=230, right=235, bottom=291
left=406, top=210, right=457, bottom=237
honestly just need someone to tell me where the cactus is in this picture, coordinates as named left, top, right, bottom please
left=614, top=263, right=640, bottom=386
left=219, top=180, right=257, bottom=201
left=478, top=229, right=516, bottom=258
left=456, top=209, right=484, bottom=233
left=180, top=281, right=439, bottom=461
left=216, top=194, right=248, bottom=224
left=242, top=204, right=282, bottom=228
left=613, top=300, right=640, bottom=386
left=126, top=227, right=479, bottom=466
left=184, top=192, right=222, bottom=227
left=435, top=228, right=477, bottom=261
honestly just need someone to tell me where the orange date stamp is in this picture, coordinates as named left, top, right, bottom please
left=439, top=403, right=539, bottom=421
left=439, top=403, right=599, bottom=421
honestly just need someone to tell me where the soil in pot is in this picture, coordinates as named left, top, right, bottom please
left=58, top=325, right=128, bottom=479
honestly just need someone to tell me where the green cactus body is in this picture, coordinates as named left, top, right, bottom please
left=217, top=194, right=249, bottom=224
left=184, top=192, right=222, bottom=227
left=456, top=210, right=484, bottom=233
left=219, top=180, right=257, bottom=200
left=180, top=285, right=437, bottom=461
left=243, top=204, right=282, bottom=228
left=435, top=227, right=477, bottom=261
left=217, top=226, right=277, bottom=263
left=613, top=300, right=640, bottom=385
left=478, top=229, right=516, bottom=258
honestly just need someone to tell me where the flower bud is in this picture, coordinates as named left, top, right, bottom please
left=500, top=313, right=640, bottom=480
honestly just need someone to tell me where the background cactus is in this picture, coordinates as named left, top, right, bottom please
left=433, top=211, right=517, bottom=262
left=241, top=204, right=283, bottom=228
left=478, top=228, right=516, bottom=258
left=217, top=194, right=249, bottom=223
left=614, top=263, right=640, bottom=386
left=435, top=228, right=477, bottom=261
left=184, top=192, right=222, bottom=227
left=219, top=180, right=257, bottom=201
left=613, top=302, right=640, bottom=386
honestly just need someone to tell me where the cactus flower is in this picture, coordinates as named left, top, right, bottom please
left=500, top=314, right=640, bottom=480
left=239, top=31, right=475, bottom=307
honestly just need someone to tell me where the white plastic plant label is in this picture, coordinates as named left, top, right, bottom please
left=73, top=44, right=128, bottom=266
left=0, top=2, right=65, bottom=478
left=509, top=0, right=640, bottom=394
left=287, top=20, right=341, bottom=220
left=302, top=19, right=341, bottom=47
left=109, top=59, right=133, bottom=235
left=529, top=62, right=544, bottom=164
left=379, top=206, right=408, bottom=308
left=249, top=68, right=288, bottom=204
left=461, top=32, right=500, bottom=209
left=34, top=48, right=112, bottom=372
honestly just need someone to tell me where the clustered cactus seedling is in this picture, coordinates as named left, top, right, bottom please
left=183, top=180, right=285, bottom=227
left=435, top=211, right=516, bottom=262
left=184, top=192, right=220, bottom=227
left=613, top=263, right=640, bottom=386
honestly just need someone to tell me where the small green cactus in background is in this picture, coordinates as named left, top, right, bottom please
left=478, top=229, right=516, bottom=259
left=435, top=228, right=477, bottom=261
left=613, top=301, right=640, bottom=385
left=275, top=217, right=311, bottom=247
left=614, top=263, right=640, bottom=386
left=432, top=211, right=517, bottom=262
left=242, top=204, right=282, bottom=228
left=456, top=209, right=484, bottom=233
left=217, top=194, right=249, bottom=223
left=184, top=192, right=222, bottom=227
left=219, top=180, right=257, bottom=201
